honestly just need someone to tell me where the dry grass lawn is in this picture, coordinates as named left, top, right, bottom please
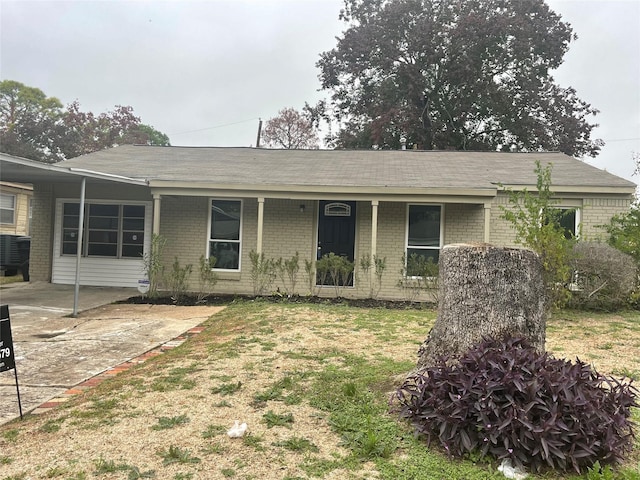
left=0, top=301, right=638, bottom=480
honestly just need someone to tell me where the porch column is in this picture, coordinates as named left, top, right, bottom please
left=484, top=203, right=491, bottom=243
left=152, top=193, right=161, bottom=236
left=256, top=197, right=265, bottom=255
left=72, top=177, right=87, bottom=317
left=371, top=200, right=379, bottom=257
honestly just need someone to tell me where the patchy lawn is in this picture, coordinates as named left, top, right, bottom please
left=0, top=301, right=638, bottom=480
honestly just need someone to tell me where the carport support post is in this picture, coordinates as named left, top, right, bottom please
left=73, top=177, right=87, bottom=317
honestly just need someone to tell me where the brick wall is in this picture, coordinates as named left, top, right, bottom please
left=29, top=183, right=54, bottom=281
left=444, top=203, right=485, bottom=245
left=489, top=193, right=633, bottom=246
left=581, top=197, right=633, bottom=240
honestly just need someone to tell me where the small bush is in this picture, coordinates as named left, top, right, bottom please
left=568, top=242, right=638, bottom=311
left=396, top=336, right=638, bottom=474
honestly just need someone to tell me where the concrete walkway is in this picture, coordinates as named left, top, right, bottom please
left=0, top=282, right=223, bottom=425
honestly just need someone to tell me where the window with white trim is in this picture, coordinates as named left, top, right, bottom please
left=209, top=199, right=242, bottom=270
left=0, top=194, right=16, bottom=225
left=545, top=207, right=580, bottom=239
left=61, top=202, right=145, bottom=258
left=406, top=204, right=443, bottom=276
left=557, top=208, right=579, bottom=239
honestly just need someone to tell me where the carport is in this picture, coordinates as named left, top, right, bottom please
left=0, top=152, right=150, bottom=315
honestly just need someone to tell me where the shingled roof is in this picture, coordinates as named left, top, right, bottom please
left=54, top=145, right=635, bottom=193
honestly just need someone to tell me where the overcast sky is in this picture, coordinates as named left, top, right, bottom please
left=1, top=0, right=638, bottom=185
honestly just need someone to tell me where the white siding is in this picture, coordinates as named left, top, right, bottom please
left=52, top=199, right=152, bottom=287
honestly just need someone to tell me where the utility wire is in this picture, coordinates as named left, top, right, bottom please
left=169, top=118, right=259, bottom=136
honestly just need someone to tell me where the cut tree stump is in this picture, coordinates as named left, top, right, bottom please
left=416, top=243, right=547, bottom=369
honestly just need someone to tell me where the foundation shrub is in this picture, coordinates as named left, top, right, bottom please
left=396, top=336, right=638, bottom=474
left=568, top=241, right=638, bottom=311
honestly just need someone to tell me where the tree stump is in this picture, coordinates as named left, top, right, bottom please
left=416, top=244, right=547, bottom=369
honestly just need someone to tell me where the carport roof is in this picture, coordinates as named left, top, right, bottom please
left=1, top=146, right=637, bottom=194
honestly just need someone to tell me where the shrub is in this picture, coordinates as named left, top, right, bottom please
left=500, top=161, right=575, bottom=309
left=396, top=336, right=638, bottom=474
left=249, top=250, right=277, bottom=295
left=605, top=200, right=640, bottom=267
left=196, top=255, right=218, bottom=303
left=166, top=257, right=192, bottom=303
left=397, top=252, right=438, bottom=302
left=316, top=253, right=354, bottom=298
left=568, top=242, right=638, bottom=311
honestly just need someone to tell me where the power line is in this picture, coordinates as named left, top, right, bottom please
left=169, top=118, right=259, bottom=136
left=602, top=137, right=640, bottom=142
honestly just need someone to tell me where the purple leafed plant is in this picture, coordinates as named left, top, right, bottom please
left=395, top=336, right=638, bottom=473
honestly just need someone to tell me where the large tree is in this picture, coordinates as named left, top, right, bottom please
left=262, top=107, right=319, bottom=149
left=317, top=0, right=602, bottom=157
left=0, top=80, right=170, bottom=162
left=0, top=80, right=65, bottom=162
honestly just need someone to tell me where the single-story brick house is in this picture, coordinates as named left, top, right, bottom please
left=0, top=147, right=636, bottom=300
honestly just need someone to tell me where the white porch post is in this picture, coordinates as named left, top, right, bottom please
left=484, top=203, right=491, bottom=243
left=371, top=200, right=379, bottom=257
left=72, top=177, right=87, bottom=317
left=257, top=197, right=265, bottom=255
left=152, top=193, right=161, bottom=236
left=371, top=200, right=379, bottom=288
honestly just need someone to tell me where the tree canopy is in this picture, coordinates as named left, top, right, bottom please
left=316, top=0, right=602, bottom=157
left=261, top=107, right=319, bottom=149
left=0, top=80, right=170, bottom=163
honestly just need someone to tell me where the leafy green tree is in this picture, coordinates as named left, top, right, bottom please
left=501, top=161, right=575, bottom=309
left=135, top=123, right=171, bottom=146
left=316, top=0, right=602, bottom=157
left=0, top=80, right=170, bottom=162
left=0, top=80, right=65, bottom=162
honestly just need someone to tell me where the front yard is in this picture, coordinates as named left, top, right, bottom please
left=1, top=301, right=638, bottom=480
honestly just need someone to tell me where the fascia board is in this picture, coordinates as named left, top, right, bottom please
left=148, top=180, right=498, bottom=200
left=498, top=184, right=637, bottom=196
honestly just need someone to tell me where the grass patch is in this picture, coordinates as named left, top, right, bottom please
left=1, top=300, right=637, bottom=480
left=262, top=410, right=294, bottom=428
left=272, top=436, right=319, bottom=453
left=150, top=366, right=198, bottom=392
left=152, top=414, right=190, bottom=430
left=211, top=381, right=242, bottom=396
left=158, top=445, right=201, bottom=466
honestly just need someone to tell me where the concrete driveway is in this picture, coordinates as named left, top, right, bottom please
left=0, top=282, right=223, bottom=425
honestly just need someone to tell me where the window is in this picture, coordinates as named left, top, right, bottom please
left=545, top=207, right=580, bottom=239
left=0, top=194, right=16, bottom=225
left=209, top=199, right=242, bottom=270
left=558, top=208, right=579, bottom=239
left=406, top=204, right=442, bottom=276
left=62, top=202, right=145, bottom=258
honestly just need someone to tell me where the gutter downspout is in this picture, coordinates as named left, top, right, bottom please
left=72, top=177, right=87, bottom=317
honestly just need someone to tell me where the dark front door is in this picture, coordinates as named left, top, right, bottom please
left=317, top=201, right=356, bottom=286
